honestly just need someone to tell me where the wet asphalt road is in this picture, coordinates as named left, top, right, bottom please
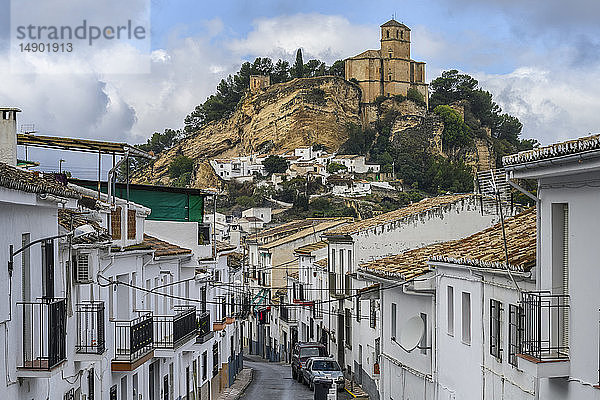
left=240, top=355, right=314, bottom=400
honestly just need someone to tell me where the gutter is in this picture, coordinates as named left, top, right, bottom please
left=504, top=148, right=600, bottom=172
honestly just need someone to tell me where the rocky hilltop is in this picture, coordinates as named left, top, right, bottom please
left=133, top=75, right=495, bottom=188
left=133, top=76, right=362, bottom=187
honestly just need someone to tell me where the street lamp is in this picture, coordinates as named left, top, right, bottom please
left=8, top=224, right=96, bottom=277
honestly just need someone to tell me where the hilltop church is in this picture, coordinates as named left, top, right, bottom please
left=345, top=19, right=428, bottom=106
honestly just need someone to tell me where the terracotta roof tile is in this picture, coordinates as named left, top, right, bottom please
left=324, top=194, right=474, bottom=236
left=295, top=240, right=328, bottom=255
left=261, top=219, right=351, bottom=250
left=0, top=163, right=80, bottom=199
left=143, top=234, right=192, bottom=257
left=58, top=209, right=111, bottom=244
left=247, top=218, right=351, bottom=243
left=503, top=134, right=600, bottom=166
left=216, top=240, right=237, bottom=253
left=358, top=208, right=536, bottom=280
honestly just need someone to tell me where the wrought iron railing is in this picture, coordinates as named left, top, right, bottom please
left=75, top=301, right=105, bottom=354
left=18, top=298, right=67, bottom=370
left=196, top=311, right=213, bottom=344
left=154, top=306, right=197, bottom=349
left=113, top=313, right=153, bottom=362
left=520, top=291, right=570, bottom=360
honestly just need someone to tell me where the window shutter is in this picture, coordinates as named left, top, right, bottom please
left=127, top=209, right=136, bottom=240
left=111, top=207, right=121, bottom=239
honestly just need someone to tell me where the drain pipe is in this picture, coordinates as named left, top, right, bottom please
left=108, top=150, right=129, bottom=207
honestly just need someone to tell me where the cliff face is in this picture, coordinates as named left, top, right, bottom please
left=133, top=76, right=362, bottom=187
left=134, top=76, right=494, bottom=188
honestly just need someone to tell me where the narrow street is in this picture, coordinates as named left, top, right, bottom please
left=240, top=355, right=314, bottom=400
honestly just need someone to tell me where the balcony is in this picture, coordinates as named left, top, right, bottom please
left=280, top=305, right=297, bottom=324
left=154, top=306, right=198, bottom=353
left=17, top=298, right=67, bottom=377
left=111, top=313, right=154, bottom=372
left=518, top=291, right=570, bottom=378
left=196, top=311, right=214, bottom=344
left=75, top=301, right=106, bottom=360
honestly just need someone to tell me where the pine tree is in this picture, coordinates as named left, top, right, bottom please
left=293, top=48, right=304, bottom=78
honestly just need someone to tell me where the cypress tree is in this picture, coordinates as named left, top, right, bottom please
left=293, top=48, right=304, bottom=78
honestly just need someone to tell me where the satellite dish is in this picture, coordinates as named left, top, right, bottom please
left=398, top=316, right=424, bottom=352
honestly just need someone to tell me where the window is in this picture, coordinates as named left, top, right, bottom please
left=370, top=299, right=376, bottom=328
left=88, top=368, right=95, bottom=399
left=420, top=313, right=428, bottom=354
left=345, top=308, right=352, bottom=349
left=508, top=304, right=522, bottom=366
left=200, top=287, right=207, bottom=313
left=447, top=286, right=454, bottom=336
left=391, top=303, right=397, bottom=339
left=347, top=250, right=352, bottom=273
left=41, top=239, right=54, bottom=299
left=490, top=299, right=502, bottom=360
left=462, top=292, right=471, bottom=344
left=340, top=249, right=344, bottom=274
left=202, top=351, right=208, bottom=381
left=356, top=296, right=361, bottom=322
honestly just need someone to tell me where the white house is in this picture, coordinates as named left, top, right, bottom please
left=320, top=194, right=504, bottom=400
left=503, top=134, right=600, bottom=400
left=357, top=208, right=537, bottom=400
left=331, top=155, right=381, bottom=174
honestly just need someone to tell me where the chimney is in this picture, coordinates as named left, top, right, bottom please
left=0, top=107, right=21, bottom=166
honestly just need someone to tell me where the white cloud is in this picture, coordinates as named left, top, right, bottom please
left=477, top=66, right=600, bottom=145
left=3, top=9, right=600, bottom=180
left=229, top=13, right=377, bottom=63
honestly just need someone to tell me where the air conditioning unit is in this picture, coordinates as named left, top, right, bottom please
left=74, top=253, right=92, bottom=283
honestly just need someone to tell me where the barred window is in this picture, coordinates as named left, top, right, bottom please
left=508, top=304, right=522, bottom=366
left=345, top=308, right=352, bottom=349
left=370, top=299, right=376, bottom=329
left=490, top=299, right=502, bottom=360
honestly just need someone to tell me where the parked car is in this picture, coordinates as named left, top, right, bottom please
left=291, top=342, right=328, bottom=381
left=301, top=357, right=345, bottom=391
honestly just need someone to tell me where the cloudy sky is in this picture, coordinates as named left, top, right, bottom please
left=1, top=0, right=599, bottom=178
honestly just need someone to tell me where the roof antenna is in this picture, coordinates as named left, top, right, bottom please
left=489, top=171, right=521, bottom=292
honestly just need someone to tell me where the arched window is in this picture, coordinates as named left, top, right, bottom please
left=396, top=30, right=399, bottom=38
left=401, top=31, right=404, bottom=39
left=386, top=30, right=389, bottom=38
left=388, top=50, right=393, bottom=58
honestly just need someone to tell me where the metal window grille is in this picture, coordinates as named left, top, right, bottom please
left=345, top=308, right=352, bottom=349
left=370, top=299, right=376, bottom=329
left=490, top=299, right=502, bottom=360
left=508, top=304, right=522, bottom=366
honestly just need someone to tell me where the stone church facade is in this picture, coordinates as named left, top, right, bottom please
left=345, top=19, right=428, bottom=106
